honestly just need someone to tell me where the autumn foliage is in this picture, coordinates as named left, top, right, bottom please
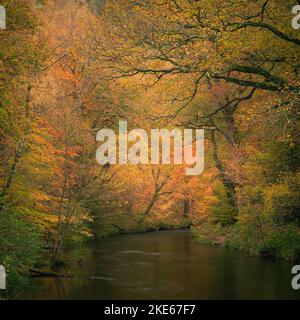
left=1, top=0, right=300, bottom=295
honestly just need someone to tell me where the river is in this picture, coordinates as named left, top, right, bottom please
left=20, top=230, right=300, bottom=299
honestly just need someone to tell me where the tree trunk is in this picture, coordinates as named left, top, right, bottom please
left=0, top=85, right=32, bottom=212
left=211, top=130, right=239, bottom=214
left=183, top=198, right=190, bottom=216
left=143, top=191, right=159, bottom=216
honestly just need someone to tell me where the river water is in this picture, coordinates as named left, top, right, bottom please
left=20, top=230, right=300, bottom=299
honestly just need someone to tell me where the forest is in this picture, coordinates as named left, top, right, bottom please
left=0, top=0, right=300, bottom=298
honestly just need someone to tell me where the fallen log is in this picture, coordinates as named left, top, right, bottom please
left=29, top=268, right=75, bottom=278
left=29, top=268, right=116, bottom=281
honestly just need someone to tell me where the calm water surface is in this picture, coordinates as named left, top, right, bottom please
left=20, top=230, right=300, bottom=299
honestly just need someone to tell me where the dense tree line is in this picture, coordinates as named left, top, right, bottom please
left=1, top=0, right=300, bottom=297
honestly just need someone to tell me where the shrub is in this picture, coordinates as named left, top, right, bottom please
left=260, top=226, right=300, bottom=261
left=209, top=185, right=237, bottom=226
left=0, top=208, right=42, bottom=297
left=264, top=174, right=300, bottom=226
left=225, top=213, right=266, bottom=256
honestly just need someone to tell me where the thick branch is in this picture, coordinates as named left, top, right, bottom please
left=231, top=22, right=300, bottom=46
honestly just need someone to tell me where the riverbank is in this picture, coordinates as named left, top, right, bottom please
left=192, top=222, right=300, bottom=262
left=93, top=213, right=192, bottom=239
